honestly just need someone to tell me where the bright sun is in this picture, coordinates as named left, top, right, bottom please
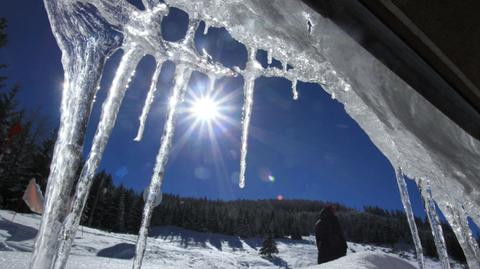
left=181, top=81, right=236, bottom=140
left=191, top=97, right=219, bottom=121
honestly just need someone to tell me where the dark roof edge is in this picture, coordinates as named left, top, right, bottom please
left=302, top=0, right=480, bottom=140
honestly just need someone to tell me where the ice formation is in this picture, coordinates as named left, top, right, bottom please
left=54, top=45, right=143, bottom=269
left=436, top=200, right=480, bottom=269
left=133, top=65, right=192, bottom=269
left=238, top=48, right=261, bottom=189
left=419, top=178, right=451, bottom=269
left=395, top=168, right=424, bottom=269
left=134, top=61, right=163, bottom=141
left=35, top=0, right=480, bottom=268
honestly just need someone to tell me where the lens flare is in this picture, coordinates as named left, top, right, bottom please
left=259, top=167, right=276, bottom=183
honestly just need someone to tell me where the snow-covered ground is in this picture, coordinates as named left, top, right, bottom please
left=0, top=210, right=463, bottom=268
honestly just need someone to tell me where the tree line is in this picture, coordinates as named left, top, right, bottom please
left=0, top=17, right=54, bottom=211
left=69, top=172, right=469, bottom=263
left=0, top=17, right=471, bottom=264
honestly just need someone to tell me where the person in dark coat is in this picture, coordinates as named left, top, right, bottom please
left=315, top=205, right=347, bottom=264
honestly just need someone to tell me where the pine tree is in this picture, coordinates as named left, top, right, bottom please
left=123, top=189, right=137, bottom=232
left=114, top=185, right=126, bottom=232
left=85, top=171, right=107, bottom=227
left=0, top=18, right=8, bottom=87
left=127, top=194, right=144, bottom=232
left=31, top=130, right=55, bottom=192
left=0, top=110, right=36, bottom=210
left=259, top=236, right=278, bottom=258
left=102, top=179, right=117, bottom=231
left=0, top=18, right=6, bottom=49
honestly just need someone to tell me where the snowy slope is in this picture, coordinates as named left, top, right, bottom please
left=0, top=210, right=462, bottom=268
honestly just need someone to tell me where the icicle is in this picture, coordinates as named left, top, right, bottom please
left=203, top=21, right=210, bottom=35
left=53, top=46, right=143, bottom=269
left=395, top=168, right=425, bottom=269
left=132, top=65, right=192, bottom=269
left=184, top=18, right=199, bottom=45
left=239, top=48, right=258, bottom=189
left=207, top=73, right=216, bottom=94
left=438, top=201, right=480, bottom=269
left=141, top=0, right=154, bottom=10
left=239, top=76, right=254, bottom=189
left=267, top=48, right=273, bottom=65
left=239, top=81, right=254, bottom=189
left=29, top=40, right=109, bottom=269
left=135, top=60, right=163, bottom=141
left=291, top=78, right=298, bottom=100
left=419, top=179, right=450, bottom=269
left=141, top=0, right=169, bottom=12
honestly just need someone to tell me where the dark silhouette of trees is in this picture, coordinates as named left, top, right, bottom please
left=0, top=18, right=51, bottom=210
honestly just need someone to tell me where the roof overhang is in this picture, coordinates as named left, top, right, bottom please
left=302, top=0, right=480, bottom=141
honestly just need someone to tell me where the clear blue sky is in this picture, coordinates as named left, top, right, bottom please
left=0, top=0, right=430, bottom=216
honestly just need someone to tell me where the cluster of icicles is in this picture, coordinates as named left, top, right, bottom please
left=32, top=0, right=479, bottom=269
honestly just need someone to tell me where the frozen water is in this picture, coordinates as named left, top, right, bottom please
left=419, top=178, right=450, bottom=269
left=54, top=45, right=143, bottom=269
left=31, top=0, right=122, bottom=268
left=238, top=48, right=262, bottom=189
left=36, top=0, right=480, bottom=268
left=292, top=79, right=299, bottom=100
left=133, top=65, right=192, bottom=269
left=395, top=168, right=424, bottom=269
left=134, top=61, right=163, bottom=142
left=142, top=187, right=163, bottom=207
left=436, top=201, right=480, bottom=269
